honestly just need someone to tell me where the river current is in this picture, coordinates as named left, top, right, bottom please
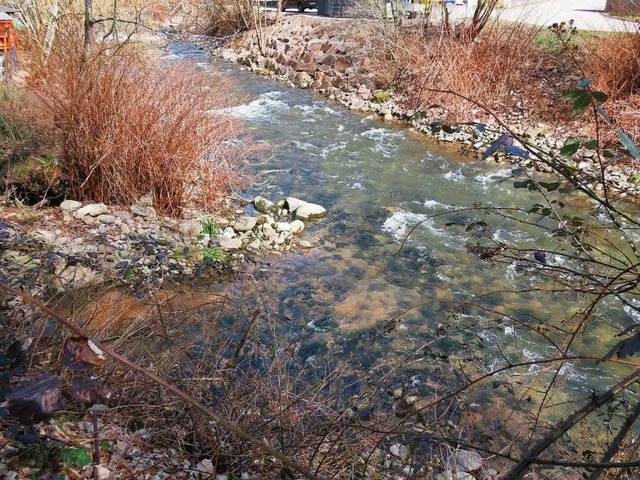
left=166, top=44, right=639, bottom=426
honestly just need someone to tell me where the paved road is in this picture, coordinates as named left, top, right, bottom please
left=491, top=0, right=639, bottom=32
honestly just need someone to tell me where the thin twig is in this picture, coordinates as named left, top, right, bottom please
left=0, top=282, right=320, bottom=480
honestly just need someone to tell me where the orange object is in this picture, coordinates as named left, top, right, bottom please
left=0, top=17, right=18, bottom=55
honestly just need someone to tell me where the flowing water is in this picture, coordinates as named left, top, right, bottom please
left=167, top=45, right=638, bottom=416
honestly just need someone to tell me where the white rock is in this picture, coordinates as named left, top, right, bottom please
left=130, top=204, right=156, bottom=219
left=290, top=220, right=305, bottom=234
left=35, top=230, right=58, bottom=245
left=234, top=216, right=257, bottom=233
left=75, top=203, right=108, bottom=218
left=275, top=222, right=293, bottom=233
left=262, top=223, right=278, bottom=239
left=299, top=240, right=313, bottom=248
left=285, top=197, right=307, bottom=212
left=99, top=215, right=116, bottom=225
left=60, top=199, right=83, bottom=212
left=247, top=239, right=261, bottom=250
left=219, top=237, right=242, bottom=250
left=196, top=459, right=214, bottom=474
left=254, top=195, right=276, bottom=214
left=295, top=203, right=327, bottom=220
left=390, top=443, right=410, bottom=461
left=222, top=227, right=236, bottom=238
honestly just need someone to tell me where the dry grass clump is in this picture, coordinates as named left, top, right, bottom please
left=22, top=35, right=244, bottom=216
left=584, top=30, right=640, bottom=100
left=395, top=21, right=548, bottom=120
left=201, top=0, right=257, bottom=36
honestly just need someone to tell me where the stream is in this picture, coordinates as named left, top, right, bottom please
left=166, top=44, right=639, bottom=430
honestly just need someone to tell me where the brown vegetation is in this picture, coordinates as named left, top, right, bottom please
left=5, top=32, right=245, bottom=216
left=395, top=22, right=554, bottom=120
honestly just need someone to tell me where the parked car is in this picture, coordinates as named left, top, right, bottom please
left=282, top=0, right=316, bottom=12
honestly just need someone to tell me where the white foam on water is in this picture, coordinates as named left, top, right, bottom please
left=505, top=262, right=518, bottom=284
left=320, top=141, right=348, bottom=159
left=382, top=210, right=445, bottom=242
left=424, top=199, right=454, bottom=210
left=359, top=128, right=404, bottom=157
left=444, top=169, right=464, bottom=182
left=436, top=272, right=451, bottom=282
left=219, top=91, right=289, bottom=121
left=492, top=228, right=533, bottom=245
left=624, top=302, right=640, bottom=324
left=474, top=168, right=514, bottom=186
left=337, top=124, right=345, bottom=133
left=350, top=182, right=366, bottom=190
left=292, top=141, right=317, bottom=151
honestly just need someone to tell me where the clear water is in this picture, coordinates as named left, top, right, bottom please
left=169, top=44, right=639, bottom=413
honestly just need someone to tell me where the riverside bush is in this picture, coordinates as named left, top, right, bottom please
left=21, top=33, right=244, bottom=216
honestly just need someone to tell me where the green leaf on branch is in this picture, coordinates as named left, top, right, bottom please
left=513, top=180, right=532, bottom=189
left=591, top=91, right=608, bottom=103
left=561, top=89, right=584, bottom=100
left=583, top=140, right=598, bottom=150
left=538, top=182, right=562, bottom=192
left=616, top=130, right=640, bottom=159
left=560, top=138, right=581, bottom=156
left=572, top=93, right=591, bottom=113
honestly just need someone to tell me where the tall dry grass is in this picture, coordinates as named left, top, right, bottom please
left=395, top=21, right=550, bottom=121
left=20, top=33, right=245, bottom=216
left=581, top=30, right=640, bottom=146
left=584, top=30, right=640, bottom=100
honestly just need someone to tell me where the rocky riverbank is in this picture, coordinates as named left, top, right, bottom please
left=0, top=192, right=327, bottom=310
left=182, top=14, right=640, bottom=199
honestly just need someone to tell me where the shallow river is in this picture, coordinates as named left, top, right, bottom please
left=167, top=44, right=638, bottom=416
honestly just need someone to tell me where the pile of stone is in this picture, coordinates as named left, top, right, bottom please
left=217, top=196, right=327, bottom=252
left=0, top=194, right=328, bottom=296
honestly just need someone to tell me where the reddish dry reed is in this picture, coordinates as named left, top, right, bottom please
left=395, top=21, right=548, bottom=121
left=23, top=35, right=244, bottom=216
left=585, top=30, right=640, bottom=101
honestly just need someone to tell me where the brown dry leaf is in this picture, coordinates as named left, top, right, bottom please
left=71, top=375, right=111, bottom=408
left=7, top=373, right=61, bottom=425
left=62, top=337, right=105, bottom=371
